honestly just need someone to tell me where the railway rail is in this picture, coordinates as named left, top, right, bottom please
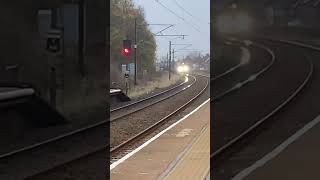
left=110, top=74, right=209, bottom=166
left=110, top=45, right=242, bottom=122
left=211, top=40, right=255, bottom=82
left=111, top=51, right=239, bottom=122
left=211, top=37, right=314, bottom=170
left=0, top=39, right=253, bottom=179
left=0, top=40, right=240, bottom=178
left=110, top=75, right=197, bottom=122
left=110, top=76, right=189, bottom=112
left=212, top=40, right=276, bottom=101
left=30, top=74, right=209, bottom=178
left=0, top=74, right=208, bottom=179
left=108, top=45, right=243, bottom=166
left=211, top=43, right=243, bottom=81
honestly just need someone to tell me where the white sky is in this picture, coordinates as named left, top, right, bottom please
left=133, top=0, right=210, bottom=61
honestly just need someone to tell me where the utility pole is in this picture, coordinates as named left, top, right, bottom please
left=172, top=49, right=175, bottom=71
left=151, top=34, right=187, bottom=80
left=169, top=41, right=171, bottom=80
left=134, top=18, right=137, bottom=85
left=166, top=53, right=169, bottom=70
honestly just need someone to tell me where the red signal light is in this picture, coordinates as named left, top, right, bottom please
left=122, top=48, right=130, bottom=56
left=122, top=39, right=132, bottom=56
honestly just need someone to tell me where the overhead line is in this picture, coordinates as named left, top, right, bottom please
left=154, top=0, right=202, bottom=33
left=155, top=24, right=175, bottom=35
left=172, top=0, right=204, bottom=23
left=155, top=0, right=185, bottom=21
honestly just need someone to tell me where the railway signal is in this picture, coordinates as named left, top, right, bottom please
left=122, top=39, right=132, bottom=56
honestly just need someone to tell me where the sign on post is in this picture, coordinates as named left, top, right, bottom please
left=128, top=63, right=135, bottom=76
left=46, top=29, right=63, bottom=55
left=124, top=70, right=130, bottom=95
left=124, top=73, right=129, bottom=78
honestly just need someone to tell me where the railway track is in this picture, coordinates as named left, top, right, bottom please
left=212, top=40, right=276, bottom=101
left=110, top=40, right=242, bottom=120
left=111, top=50, right=239, bottom=122
left=108, top=44, right=242, bottom=167
left=0, top=118, right=108, bottom=179
left=110, top=74, right=209, bottom=166
left=211, top=37, right=314, bottom=174
left=23, top=37, right=319, bottom=179
left=31, top=73, right=209, bottom=180
left=109, top=41, right=252, bottom=165
left=110, top=40, right=243, bottom=124
left=0, top=74, right=207, bottom=179
left=110, top=75, right=197, bottom=122
left=0, top=39, right=240, bottom=179
left=0, top=38, right=269, bottom=179
left=211, top=41, right=245, bottom=81
left=110, top=76, right=189, bottom=112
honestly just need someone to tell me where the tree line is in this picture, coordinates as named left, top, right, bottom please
left=110, top=0, right=157, bottom=83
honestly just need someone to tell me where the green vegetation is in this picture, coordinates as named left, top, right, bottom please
left=110, top=0, right=157, bottom=82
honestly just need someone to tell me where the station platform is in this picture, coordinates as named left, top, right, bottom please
left=110, top=99, right=210, bottom=180
left=234, top=115, right=320, bottom=180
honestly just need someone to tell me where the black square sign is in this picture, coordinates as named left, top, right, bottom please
left=46, top=37, right=61, bottom=53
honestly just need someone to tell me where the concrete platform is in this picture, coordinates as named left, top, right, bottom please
left=163, top=125, right=210, bottom=180
left=233, top=115, right=320, bottom=180
left=110, top=99, right=210, bottom=180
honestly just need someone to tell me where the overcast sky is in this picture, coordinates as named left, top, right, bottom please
left=133, top=0, right=210, bottom=61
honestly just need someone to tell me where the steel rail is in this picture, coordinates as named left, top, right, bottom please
left=210, top=39, right=314, bottom=162
left=212, top=41, right=276, bottom=101
left=110, top=75, right=209, bottom=161
left=110, top=75, right=197, bottom=122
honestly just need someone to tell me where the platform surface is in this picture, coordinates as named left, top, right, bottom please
left=164, top=125, right=210, bottom=180
left=111, top=100, right=210, bottom=180
left=238, top=115, right=320, bottom=180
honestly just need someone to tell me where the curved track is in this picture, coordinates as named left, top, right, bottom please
left=212, top=41, right=276, bottom=101
left=0, top=75, right=194, bottom=160
left=211, top=42, right=244, bottom=81
left=110, top=74, right=209, bottom=165
left=110, top=76, right=190, bottom=112
left=110, top=58, right=236, bottom=122
left=0, top=74, right=208, bottom=179
left=211, top=37, right=315, bottom=179
left=110, top=75, right=197, bottom=122
left=110, top=40, right=245, bottom=119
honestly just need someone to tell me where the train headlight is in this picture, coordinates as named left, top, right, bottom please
left=177, top=65, right=190, bottom=73
left=177, top=66, right=184, bottom=73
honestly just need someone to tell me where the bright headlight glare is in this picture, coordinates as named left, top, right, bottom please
left=177, top=65, right=189, bottom=73
left=177, top=66, right=184, bottom=73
